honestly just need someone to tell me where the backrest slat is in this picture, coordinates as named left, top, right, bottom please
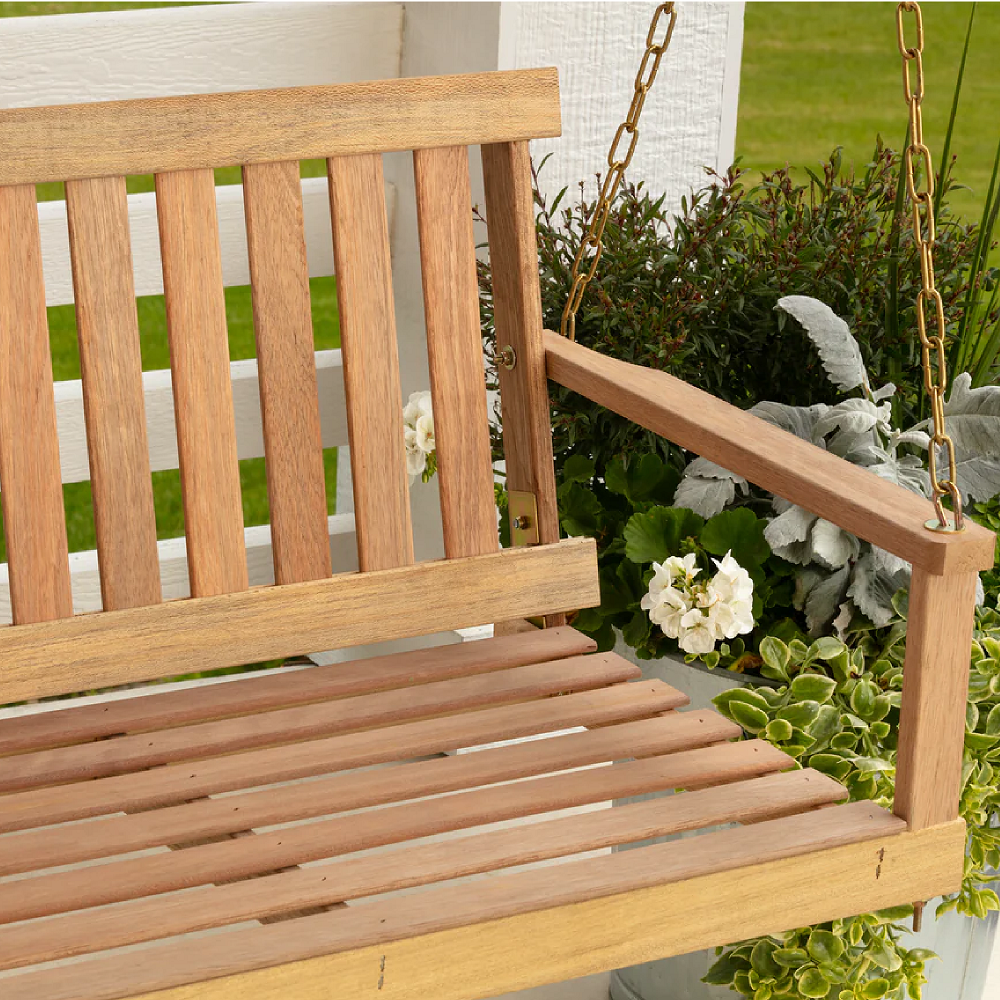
left=0, top=70, right=561, bottom=187
left=413, top=145, right=497, bottom=558
left=156, top=168, right=248, bottom=597
left=243, top=160, right=332, bottom=585
left=0, top=184, right=73, bottom=624
left=328, top=153, right=413, bottom=572
left=66, top=176, right=161, bottom=611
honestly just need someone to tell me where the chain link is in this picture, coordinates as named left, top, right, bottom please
left=560, top=2, right=677, bottom=341
left=897, top=1, right=964, bottom=530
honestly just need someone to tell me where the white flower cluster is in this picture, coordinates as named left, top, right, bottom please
left=640, top=551, right=754, bottom=656
left=403, top=390, right=435, bottom=483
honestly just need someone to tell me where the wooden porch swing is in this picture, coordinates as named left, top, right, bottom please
left=0, top=4, right=995, bottom=999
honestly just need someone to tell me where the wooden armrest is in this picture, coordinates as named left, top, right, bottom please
left=544, top=331, right=994, bottom=575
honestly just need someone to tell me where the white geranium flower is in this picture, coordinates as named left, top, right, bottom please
left=415, top=412, right=435, bottom=454
left=403, top=390, right=432, bottom=425
left=641, top=548, right=755, bottom=656
left=677, top=607, right=717, bottom=655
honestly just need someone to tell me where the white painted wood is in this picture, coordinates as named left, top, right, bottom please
left=497, top=1, right=744, bottom=212
left=0, top=3, right=403, bottom=108
left=39, top=178, right=395, bottom=308
left=52, top=350, right=347, bottom=484
left=0, top=515, right=357, bottom=623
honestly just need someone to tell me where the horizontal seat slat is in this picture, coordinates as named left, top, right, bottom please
left=0, top=802, right=903, bottom=1000
left=0, top=738, right=797, bottom=923
left=0, top=681, right=684, bottom=833
left=0, top=768, right=842, bottom=970
left=0, top=627, right=594, bottom=754
left=0, top=69, right=561, bottom=186
left=0, top=654, right=638, bottom=792
left=0, top=537, right=600, bottom=704
left=0, top=711, right=737, bottom=877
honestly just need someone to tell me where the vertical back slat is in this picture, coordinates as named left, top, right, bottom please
left=66, top=176, right=161, bottom=611
left=0, top=184, right=73, bottom=624
left=156, top=168, right=248, bottom=597
left=413, top=146, right=496, bottom=559
left=327, top=153, right=413, bottom=571
left=482, top=140, right=563, bottom=626
left=243, top=160, right=332, bottom=585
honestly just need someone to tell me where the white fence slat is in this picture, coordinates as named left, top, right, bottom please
left=0, top=3, right=403, bottom=108
left=53, top=350, right=347, bottom=484
left=40, top=178, right=395, bottom=307
left=0, top=515, right=358, bottom=624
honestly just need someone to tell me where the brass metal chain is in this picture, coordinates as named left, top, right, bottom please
left=559, top=2, right=677, bottom=342
left=897, top=1, right=964, bottom=531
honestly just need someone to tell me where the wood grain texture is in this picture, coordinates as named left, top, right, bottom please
left=894, top=569, right=979, bottom=829
left=65, top=175, right=161, bottom=610
left=481, top=142, right=559, bottom=548
left=0, top=625, right=594, bottom=754
left=0, top=69, right=561, bottom=186
left=0, top=654, right=637, bottom=793
left=544, top=331, right=996, bottom=575
left=0, top=184, right=73, bottom=624
left=0, top=711, right=731, bottom=877
left=328, top=152, right=412, bottom=570
left=413, top=145, right=496, bottom=558
left=1, top=805, right=935, bottom=1000
left=0, top=738, right=796, bottom=924
left=156, top=168, right=248, bottom=596
left=243, top=159, right=330, bottom=584
left=0, top=767, right=838, bottom=968
left=0, top=682, right=682, bottom=835
left=0, top=537, right=598, bottom=703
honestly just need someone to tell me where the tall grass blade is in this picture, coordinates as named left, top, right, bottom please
left=934, top=4, right=976, bottom=222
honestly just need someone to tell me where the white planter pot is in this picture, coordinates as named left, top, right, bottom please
left=609, top=638, right=999, bottom=1000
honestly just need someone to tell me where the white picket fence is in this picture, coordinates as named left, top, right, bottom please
left=0, top=0, right=742, bottom=623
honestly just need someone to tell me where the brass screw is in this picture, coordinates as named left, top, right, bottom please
left=498, top=345, right=517, bottom=371
left=512, top=514, right=531, bottom=531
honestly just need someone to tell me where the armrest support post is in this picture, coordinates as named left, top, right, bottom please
left=894, top=568, right=978, bottom=829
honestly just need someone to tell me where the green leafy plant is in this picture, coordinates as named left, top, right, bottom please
left=705, top=609, right=1000, bottom=999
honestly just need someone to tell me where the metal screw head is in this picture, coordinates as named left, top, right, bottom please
left=498, top=345, right=517, bottom=371
left=512, top=515, right=530, bottom=530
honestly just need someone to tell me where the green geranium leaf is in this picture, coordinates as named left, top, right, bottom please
left=773, top=948, right=809, bottom=969
left=790, top=674, right=838, bottom=704
left=865, top=938, right=903, bottom=971
left=806, top=930, right=845, bottom=964
left=809, top=636, right=846, bottom=660
left=751, top=940, right=784, bottom=980
left=760, top=636, right=791, bottom=675
left=624, top=506, right=705, bottom=565
left=730, top=700, right=769, bottom=734
left=985, top=703, right=1000, bottom=737
left=559, top=482, right=602, bottom=537
left=701, top=507, right=771, bottom=569
left=604, top=458, right=628, bottom=497
left=622, top=609, right=652, bottom=648
left=777, top=701, right=821, bottom=729
left=561, top=454, right=595, bottom=484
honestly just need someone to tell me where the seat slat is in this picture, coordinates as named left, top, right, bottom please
left=243, top=159, right=331, bottom=585
left=0, top=710, right=737, bottom=876
left=0, top=767, right=842, bottom=970
left=156, top=167, right=247, bottom=597
left=0, top=738, right=796, bottom=923
left=0, top=627, right=595, bottom=754
left=65, top=175, right=161, bottom=611
left=328, top=152, right=412, bottom=571
left=0, top=184, right=73, bottom=625
left=413, top=145, right=496, bottom=558
left=0, top=653, right=639, bottom=793
left=0, top=680, right=683, bottom=834
left=0, top=802, right=903, bottom=1000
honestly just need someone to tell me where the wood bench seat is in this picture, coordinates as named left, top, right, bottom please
left=0, top=627, right=877, bottom=998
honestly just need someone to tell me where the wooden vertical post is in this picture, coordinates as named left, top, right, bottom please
left=482, top=140, right=564, bottom=625
left=894, top=568, right=979, bottom=830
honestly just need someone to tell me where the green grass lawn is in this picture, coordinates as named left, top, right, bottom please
left=737, top=2, right=1000, bottom=226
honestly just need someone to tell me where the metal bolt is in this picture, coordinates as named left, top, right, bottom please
left=512, top=515, right=530, bottom=530
left=498, top=345, right=517, bottom=371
